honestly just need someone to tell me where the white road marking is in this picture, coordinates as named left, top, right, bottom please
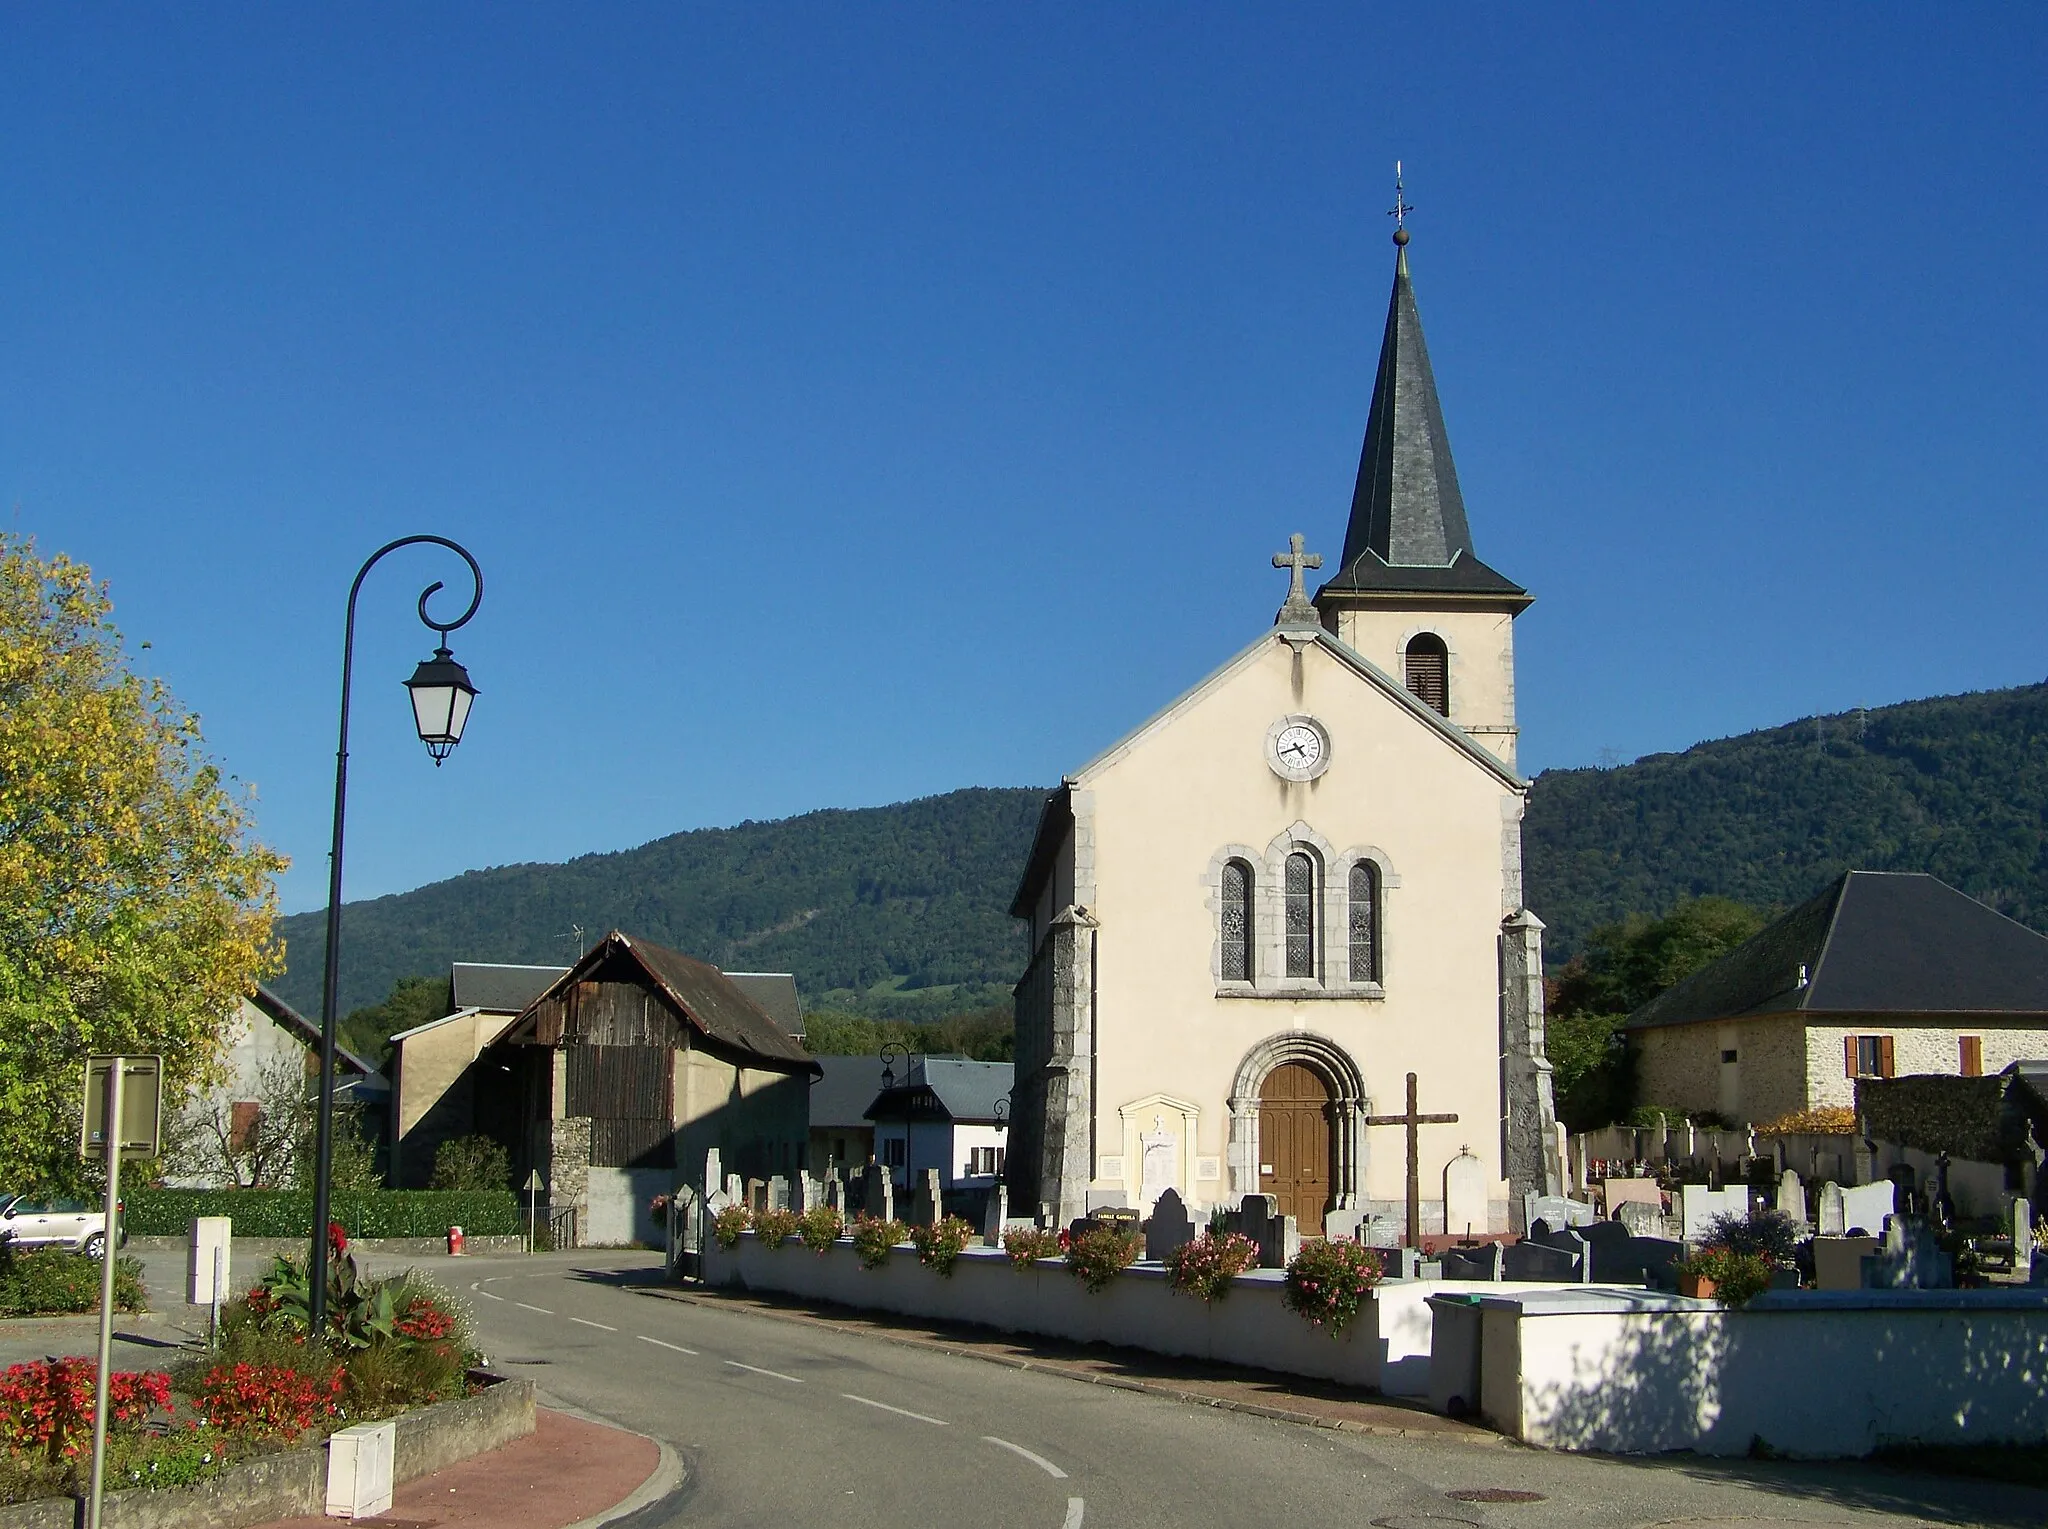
left=982, top=1436, right=1068, bottom=1479
left=1063, top=1498, right=1085, bottom=1528
left=637, top=1336, right=699, bottom=1356
left=476, top=1290, right=505, bottom=1301
left=724, top=1360, right=803, bottom=1383
left=569, top=1317, right=616, bottom=1331
left=516, top=1303, right=554, bottom=1315
left=841, top=1393, right=947, bottom=1426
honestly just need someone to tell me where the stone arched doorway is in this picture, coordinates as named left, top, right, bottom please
left=1259, top=1063, right=1334, bottom=1231
left=1228, top=1033, right=1368, bottom=1227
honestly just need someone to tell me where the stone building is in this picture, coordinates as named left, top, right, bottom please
left=1629, top=870, right=2048, bottom=1124
left=1008, top=228, right=1558, bottom=1235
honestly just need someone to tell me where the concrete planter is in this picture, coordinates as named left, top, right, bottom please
left=0, top=1376, right=535, bottom=1529
left=705, top=1234, right=1379, bottom=1388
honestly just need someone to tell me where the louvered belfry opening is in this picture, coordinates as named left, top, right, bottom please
left=1405, top=633, right=1449, bottom=716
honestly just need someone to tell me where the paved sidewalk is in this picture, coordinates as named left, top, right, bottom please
left=643, top=1282, right=1497, bottom=1443
left=248, top=1408, right=666, bottom=1529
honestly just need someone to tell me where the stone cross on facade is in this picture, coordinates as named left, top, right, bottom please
left=1272, top=534, right=1323, bottom=626
left=1364, top=1071, right=1458, bottom=1249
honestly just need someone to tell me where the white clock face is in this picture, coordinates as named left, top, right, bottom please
left=1266, top=715, right=1332, bottom=780
left=1275, top=725, right=1323, bottom=769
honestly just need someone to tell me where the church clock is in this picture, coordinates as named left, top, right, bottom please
left=1265, top=714, right=1332, bottom=782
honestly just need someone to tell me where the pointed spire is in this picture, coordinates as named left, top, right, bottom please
left=1318, top=204, right=1527, bottom=607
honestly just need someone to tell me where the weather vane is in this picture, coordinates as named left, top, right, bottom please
left=1388, top=159, right=1413, bottom=246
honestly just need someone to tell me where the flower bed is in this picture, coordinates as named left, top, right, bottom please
left=0, top=1248, right=146, bottom=1319
left=0, top=1233, right=483, bottom=1507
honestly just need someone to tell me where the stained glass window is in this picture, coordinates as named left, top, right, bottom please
left=1220, top=859, right=1252, bottom=981
left=1349, top=861, right=1379, bottom=982
left=1285, top=852, right=1316, bottom=978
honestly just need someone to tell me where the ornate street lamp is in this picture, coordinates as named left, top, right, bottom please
left=878, top=1040, right=911, bottom=1092
left=310, top=536, right=483, bottom=1336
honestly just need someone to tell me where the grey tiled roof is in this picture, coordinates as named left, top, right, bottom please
left=1626, top=872, right=2048, bottom=1031
left=1314, top=246, right=1528, bottom=609
left=864, top=1058, right=1014, bottom=1123
left=810, top=1056, right=892, bottom=1129
left=249, top=986, right=384, bottom=1082
left=724, top=973, right=803, bottom=1037
left=451, top=962, right=568, bottom=1015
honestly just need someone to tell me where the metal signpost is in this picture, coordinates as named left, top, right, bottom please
left=525, top=1170, right=546, bottom=1255
left=80, top=1055, right=162, bottom=1529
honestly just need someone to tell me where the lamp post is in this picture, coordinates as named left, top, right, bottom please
left=310, top=536, right=483, bottom=1337
left=878, top=1041, right=911, bottom=1092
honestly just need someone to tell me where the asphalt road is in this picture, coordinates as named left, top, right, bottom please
left=443, top=1251, right=2045, bottom=1529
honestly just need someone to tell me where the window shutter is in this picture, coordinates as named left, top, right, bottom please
left=1879, top=1035, right=1896, bottom=1078
left=1843, top=1035, right=1858, bottom=1077
left=1960, top=1035, right=1983, bottom=1077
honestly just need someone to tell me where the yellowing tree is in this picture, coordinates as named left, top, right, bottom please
left=0, top=534, right=286, bottom=1189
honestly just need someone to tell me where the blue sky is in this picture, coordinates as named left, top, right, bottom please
left=5, top=9, right=2044, bottom=914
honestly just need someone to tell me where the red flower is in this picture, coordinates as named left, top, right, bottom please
left=327, top=1221, right=349, bottom=1256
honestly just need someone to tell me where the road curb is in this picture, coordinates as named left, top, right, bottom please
left=643, top=1286, right=1511, bottom=1448
left=559, top=1438, right=684, bottom=1529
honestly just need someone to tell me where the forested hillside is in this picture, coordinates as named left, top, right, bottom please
left=277, top=683, right=2048, bottom=1021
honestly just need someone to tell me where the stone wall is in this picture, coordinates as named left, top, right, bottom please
left=549, top=1115, right=592, bottom=1242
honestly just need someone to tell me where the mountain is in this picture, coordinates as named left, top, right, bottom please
left=273, top=787, right=1050, bottom=1018
left=275, top=683, right=2048, bottom=1020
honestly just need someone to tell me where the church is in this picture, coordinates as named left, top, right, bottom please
left=1008, top=224, right=1559, bottom=1238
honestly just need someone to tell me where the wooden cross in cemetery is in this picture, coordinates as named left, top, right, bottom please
left=1364, top=1072, right=1458, bottom=1249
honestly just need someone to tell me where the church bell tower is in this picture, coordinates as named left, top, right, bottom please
left=1312, top=215, right=1530, bottom=772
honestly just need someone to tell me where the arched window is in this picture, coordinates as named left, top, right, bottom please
left=1284, top=851, right=1317, bottom=978
left=1405, top=632, right=1449, bottom=716
left=1220, top=859, right=1254, bottom=982
left=1348, top=861, right=1380, bottom=983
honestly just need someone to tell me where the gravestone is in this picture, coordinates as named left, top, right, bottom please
left=1681, top=1184, right=1748, bottom=1244
left=1525, top=1193, right=1594, bottom=1230
left=1778, top=1169, right=1807, bottom=1227
left=1139, top=1114, right=1179, bottom=1211
left=1442, top=1151, right=1488, bottom=1239
left=1437, top=1243, right=1500, bottom=1281
left=670, top=1184, right=702, bottom=1260
left=1323, top=1208, right=1366, bottom=1243
left=1812, top=1235, right=1880, bottom=1290
left=702, top=1148, right=723, bottom=1199
left=1236, top=1195, right=1289, bottom=1268
left=1503, top=1237, right=1582, bottom=1282
left=746, top=1178, right=767, bottom=1214
left=1818, top=1181, right=1847, bottom=1237
left=2013, top=1197, right=2034, bottom=1282
left=826, top=1172, right=846, bottom=1214
left=861, top=1162, right=895, bottom=1222
left=915, top=1168, right=944, bottom=1227
left=1615, top=1199, right=1662, bottom=1238
left=1144, top=1188, right=1197, bottom=1261
left=1600, top=1177, right=1663, bottom=1217
left=767, top=1176, right=790, bottom=1213
left=982, top=1184, right=1009, bottom=1248
left=1361, top=1216, right=1403, bottom=1250
left=1862, top=1218, right=1952, bottom=1289
left=1085, top=1189, right=1130, bottom=1212
left=1841, top=1180, right=1896, bottom=1237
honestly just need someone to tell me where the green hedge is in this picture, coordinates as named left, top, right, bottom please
left=124, top=1189, right=522, bottom=1239
left=1855, top=1075, right=2019, bottom=1163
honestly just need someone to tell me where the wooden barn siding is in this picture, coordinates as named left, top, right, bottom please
left=568, top=1043, right=676, bottom=1168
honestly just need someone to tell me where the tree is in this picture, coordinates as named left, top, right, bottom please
left=430, top=1135, right=511, bottom=1192
left=0, top=535, right=285, bottom=1191
left=164, top=1050, right=380, bottom=1191
left=802, top=1004, right=1014, bottom=1063
left=339, top=974, right=452, bottom=1067
left=1547, top=896, right=1767, bottom=1130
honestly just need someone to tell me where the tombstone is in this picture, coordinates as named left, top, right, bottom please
left=1322, top=1208, right=1367, bottom=1243
left=1085, top=1189, right=1130, bottom=1212
left=1862, top=1219, right=1953, bottom=1289
left=1600, top=1175, right=1663, bottom=1218
left=670, top=1184, right=703, bottom=1260
left=767, top=1176, right=790, bottom=1213
left=982, top=1184, right=1009, bottom=1248
left=1503, top=1238, right=1581, bottom=1282
left=1615, top=1199, right=1662, bottom=1238
left=1442, top=1151, right=1488, bottom=1238
left=1139, top=1114, right=1179, bottom=1211
left=724, top=1172, right=744, bottom=1206
left=1777, top=1168, right=1807, bottom=1228
left=1436, top=1244, right=1498, bottom=1281
left=1361, top=1216, right=1404, bottom=1250
left=1236, top=1195, right=1287, bottom=1268
left=2012, top=1197, right=2034, bottom=1282
left=1681, top=1184, right=1749, bottom=1244
left=913, top=1168, right=945, bottom=1227
left=702, top=1147, right=723, bottom=1199
left=1818, top=1181, right=1847, bottom=1237
left=861, top=1162, right=895, bottom=1222
left=746, top=1178, right=767, bottom=1214
left=1841, top=1180, right=1896, bottom=1238
left=826, top=1172, right=846, bottom=1215
left=1812, top=1235, right=1880, bottom=1290
left=1144, top=1188, right=1197, bottom=1261
left=1525, top=1193, right=1594, bottom=1231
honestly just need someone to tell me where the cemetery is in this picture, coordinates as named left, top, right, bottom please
left=681, top=1093, right=2048, bottom=1459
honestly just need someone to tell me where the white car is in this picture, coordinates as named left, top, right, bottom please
left=0, top=1195, right=121, bottom=1258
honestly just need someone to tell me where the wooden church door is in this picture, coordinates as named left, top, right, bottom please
left=1258, top=1062, right=1333, bottom=1234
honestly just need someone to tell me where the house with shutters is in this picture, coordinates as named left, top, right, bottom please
left=1626, top=871, right=2048, bottom=1125
left=480, top=931, right=817, bottom=1245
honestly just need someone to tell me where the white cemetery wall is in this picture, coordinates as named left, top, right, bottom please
left=703, top=1232, right=1379, bottom=1389
left=1478, top=1287, right=2048, bottom=1456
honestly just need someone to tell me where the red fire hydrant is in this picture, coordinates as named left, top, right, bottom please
left=447, top=1225, right=465, bottom=1256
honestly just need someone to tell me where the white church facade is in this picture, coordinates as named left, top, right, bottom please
left=1009, top=230, right=1560, bottom=1237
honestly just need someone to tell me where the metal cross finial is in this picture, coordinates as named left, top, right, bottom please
left=1388, top=160, right=1413, bottom=227
left=1272, top=533, right=1323, bottom=606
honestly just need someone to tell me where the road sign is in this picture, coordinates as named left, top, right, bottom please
left=81, top=1056, right=162, bottom=1160
left=524, top=1170, right=545, bottom=1192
